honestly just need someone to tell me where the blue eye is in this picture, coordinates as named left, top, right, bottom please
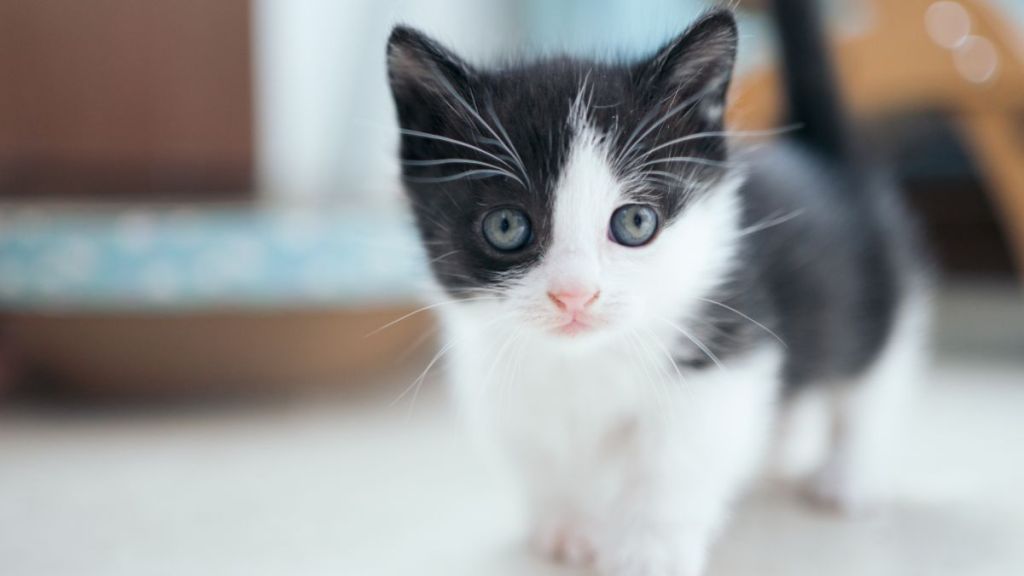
left=610, top=204, right=659, bottom=247
left=482, top=207, right=532, bottom=252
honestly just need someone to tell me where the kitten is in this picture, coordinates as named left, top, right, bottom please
left=387, top=6, right=929, bottom=576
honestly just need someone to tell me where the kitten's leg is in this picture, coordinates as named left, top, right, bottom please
left=598, top=346, right=782, bottom=576
left=523, top=466, right=598, bottom=567
left=530, top=504, right=596, bottom=566
left=806, top=379, right=908, bottom=513
left=806, top=295, right=929, bottom=513
left=767, top=393, right=821, bottom=480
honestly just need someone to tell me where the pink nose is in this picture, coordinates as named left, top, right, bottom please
left=548, top=289, right=600, bottom=313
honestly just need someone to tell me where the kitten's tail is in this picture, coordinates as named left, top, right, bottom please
left=768, top=0, right=856, bottom=169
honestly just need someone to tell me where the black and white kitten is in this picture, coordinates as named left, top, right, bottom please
left=387, top=7, right=928, bottom=575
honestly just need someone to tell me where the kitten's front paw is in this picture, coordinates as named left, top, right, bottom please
left=597, top=528, right=708, bottom=576
left=803, top=460, right=874, bottom=516
left=531, top=516, right=596, bottom=567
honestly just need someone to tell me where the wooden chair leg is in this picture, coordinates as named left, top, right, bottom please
left=956, top=114, right=1024, bottom=282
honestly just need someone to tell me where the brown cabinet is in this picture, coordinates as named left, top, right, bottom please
left=0, top=0, right=253, bottom=200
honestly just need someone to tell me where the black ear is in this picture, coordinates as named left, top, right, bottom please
left=637, top=10, right=738, bottom=115
left=387, top=26, right=473, bottom=105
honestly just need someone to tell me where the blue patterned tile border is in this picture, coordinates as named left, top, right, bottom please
left=0, top=206, right=430, bottom=311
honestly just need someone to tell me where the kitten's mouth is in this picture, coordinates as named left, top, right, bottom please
left=554, top=317, right=596, bottom=336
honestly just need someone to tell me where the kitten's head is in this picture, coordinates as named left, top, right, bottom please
left=387, top=10, right=743, bottom=345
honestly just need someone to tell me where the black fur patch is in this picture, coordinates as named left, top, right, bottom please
left=672, top=144, right=926, bottom=391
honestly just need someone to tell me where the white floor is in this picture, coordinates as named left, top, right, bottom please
left=2, top=356, right=1024, bottom=576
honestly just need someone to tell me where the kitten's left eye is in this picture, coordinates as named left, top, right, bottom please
left=610, top=204, right=659, bottom=247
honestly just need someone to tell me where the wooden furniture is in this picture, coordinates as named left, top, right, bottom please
left=730, top=0, right=1024, bottom=277
left=0, top=0, right=253, bottom=200
left=1, top=308, right=432, bottom=400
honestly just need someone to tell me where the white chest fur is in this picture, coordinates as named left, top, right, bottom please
left=440, top=306, right=784, bottom=534
left=446, top=320, right=650, bottom=471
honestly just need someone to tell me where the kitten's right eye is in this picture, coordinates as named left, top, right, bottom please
left=482, top=207, right=532, bottom=252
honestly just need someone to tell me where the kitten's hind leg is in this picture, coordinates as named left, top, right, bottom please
left=806, top=295, right=929, bottom=513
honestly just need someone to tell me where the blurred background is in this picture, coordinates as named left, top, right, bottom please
left=1, top=1, right=1023, bottom=575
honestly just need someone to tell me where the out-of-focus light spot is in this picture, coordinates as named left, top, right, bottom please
left=954, top=35, right=1000, bottom=84
left=926, top=1, right=972, bottom=49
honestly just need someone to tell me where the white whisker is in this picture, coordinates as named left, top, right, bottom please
left=428, top=249, right=462, bottom=264
left=626, top=330, right=672, bottom=424
left=636, top=156, right=734, bottom=170
left=632, top=125, right=802, bottom=164
left=405, top=169, right=525, bottom=186
left=363, top=296, right=499, bottom=338
left=392, top=338, right=456, bottom=411
left=640, top=326, right=690, bottom=389
left=434, top=73, right=530, bottom=185
left=615, top=91, right=706, bottom=170
left=696, top=297, right=788, bottom=348
left=639, top=170, right=704, bottom=192
left=657, top=317, right=727, bottom=372
left=498, top=330, right=529, bottom=427
left=485, top=102, right=530, bottom=186
left=398, top=128, right=520, bottom=177
left=393, top=311, right=516, bottom=416
left=478, top=326, right=522, bottom=405
left=480, top=327, right=525, bottom=429
left=395, top=324, right=440, bottom=363
left=401, top=157, right=513, bottom=171
left=738, top=209, right=804, bottom=238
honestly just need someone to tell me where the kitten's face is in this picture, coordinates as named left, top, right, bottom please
left=388, top=11, right=741, bottom=344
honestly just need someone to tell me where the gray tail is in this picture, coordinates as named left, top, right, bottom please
left=769, top=0, right=856, bottom=169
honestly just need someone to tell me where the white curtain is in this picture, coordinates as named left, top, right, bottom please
left=254, top=0, right=523, bottom=206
